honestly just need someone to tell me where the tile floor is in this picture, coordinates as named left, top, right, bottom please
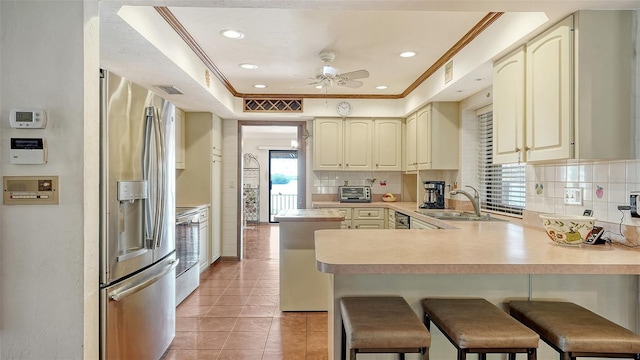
left=162, top=224, right=329, bottom=360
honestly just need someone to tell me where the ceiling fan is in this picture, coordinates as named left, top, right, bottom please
left=309, top=51, right=370, bottom=89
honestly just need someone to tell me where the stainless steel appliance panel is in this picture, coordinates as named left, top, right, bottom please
left=338, top=186, right=371, bottom=203
left=395, top=212, right=410, bottom=229
left=100, top=71, right=176, bottom=285
left=99, top=70, right=177, bottom=360
left=101, top=254, right=177, bottom=360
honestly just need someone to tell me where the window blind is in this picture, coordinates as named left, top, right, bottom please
left=477, top=108, right=525, bottom=216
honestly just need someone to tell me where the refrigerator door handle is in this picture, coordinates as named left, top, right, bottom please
left=154, top=105, right=167, bottom=249
left=109, top=259, right=178, bottom=302
left=143, top=107, right=155, bottom=245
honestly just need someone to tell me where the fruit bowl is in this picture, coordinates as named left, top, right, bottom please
left=382, top=197, right=396, bottom=202
left=539, top=214, right=597, bottom=246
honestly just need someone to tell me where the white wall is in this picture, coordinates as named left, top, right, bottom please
left=222, top=119, right=239, bottom=257
left=0, top=1, right=99, bottom=359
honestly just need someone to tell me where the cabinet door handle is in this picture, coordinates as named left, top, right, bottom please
left=515, top=147, right=521, bottom=152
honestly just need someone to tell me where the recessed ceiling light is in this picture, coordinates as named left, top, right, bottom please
left=240, top=63, right=258, bottom=70
left=253, top=84, right=267, bottom=89
left=400, top=51, right=416, bottom=58
left=220, top=29, right=244, bottom=39
left=376, top=85, right=388, bottom=90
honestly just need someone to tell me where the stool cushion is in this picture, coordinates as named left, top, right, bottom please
left=341, top=296, right=431, bottom=350
left=509, top=301, right=640, bottom=354
left=422, top=298, right=539, bottom=349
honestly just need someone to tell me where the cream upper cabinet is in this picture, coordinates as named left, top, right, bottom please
left=493, top=47, right=526, bottom=164
left=416, top=105, right=432, bottom=169
left=414, top=102, right=460, bottom=170
left=373, top=118, right=402, bottom=171
left=314, top=117, right=399, bottom=171
left=404, top=113, right=417, bottom=171
left=493, top=11, right=634, bottom=164
left=211, top=116, right=222, bottom=156
left=525, top=16, right=573, bottom=162
left=313, top=118, right=344, bottom=170
left=343, top=119, right=373, bottom=171
left=175, top=108, right=186, bottom=169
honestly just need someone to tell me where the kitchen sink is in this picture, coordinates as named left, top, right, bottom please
left=415, top=210, right=507, bottom=222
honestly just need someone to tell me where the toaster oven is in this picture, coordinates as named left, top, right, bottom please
left=338, top=186, right=371, bottom=203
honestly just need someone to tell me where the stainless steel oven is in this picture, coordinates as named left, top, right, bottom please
left=175, top=208, right=201, bottom=304
left=396, top=212, right=410, bottom=229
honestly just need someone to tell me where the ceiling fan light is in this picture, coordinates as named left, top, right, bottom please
left=400, top=51, right=416, bottom=58
left=220, top=29, right=245, bottom=39
left=253, top=84, right=267, bottom=89
left=240, top=63, right=258, bottom=70
left=315, top=85, right=323, bottom=89
left=376, top=85, right=388, bottom=90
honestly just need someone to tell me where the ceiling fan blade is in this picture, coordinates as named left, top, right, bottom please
left=338, top=79, right=364, bottom=89
left=337, top=69, right=369, bottom=80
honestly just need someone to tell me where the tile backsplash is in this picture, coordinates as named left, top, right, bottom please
left=312, top=171, right=402, bottom=195
left=526, top=160, right=640, bottom=225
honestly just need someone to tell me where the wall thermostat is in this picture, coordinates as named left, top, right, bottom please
left=10, top=138, right=47, bottom=164
left=10, top=109, right=47, bottom=129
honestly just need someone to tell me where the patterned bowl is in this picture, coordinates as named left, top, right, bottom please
left=539, top=214, right=596, bottom=246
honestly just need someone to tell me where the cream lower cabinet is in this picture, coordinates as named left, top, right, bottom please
left=352, top=208, right=386, bottom=229
left=493, top=11, right=634, bottom=164
left=198, top=208, right=209, bottom=272
left=317, top=207, right=387, bottom=229
left=410, top=218, right=439, bottom=230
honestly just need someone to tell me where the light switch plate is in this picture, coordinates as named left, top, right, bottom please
left=564, top=187, right=583, bottom=205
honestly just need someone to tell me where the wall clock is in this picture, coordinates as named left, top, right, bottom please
left=336, top=101, right=352, bottom=117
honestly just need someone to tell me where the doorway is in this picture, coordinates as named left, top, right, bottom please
left=269, top=149, right=299, bottom=222
left=238, top=121, right=307, bottom=259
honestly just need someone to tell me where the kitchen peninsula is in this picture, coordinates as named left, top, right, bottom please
left=315, top=218, right=640, bottom=360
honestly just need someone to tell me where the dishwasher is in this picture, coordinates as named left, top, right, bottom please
left=395, top=212, right=410, bottom=229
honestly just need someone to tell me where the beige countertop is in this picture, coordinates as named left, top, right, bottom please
left=275, top=209, right=345, bottom=222
left=314, top=206, right=640, bottom=275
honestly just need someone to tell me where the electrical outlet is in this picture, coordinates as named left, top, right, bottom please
left=630, top=193, right=640, bottom=218
left=564, top=187, right=583, bottom=205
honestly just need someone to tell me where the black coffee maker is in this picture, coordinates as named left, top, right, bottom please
left=420, top=181, right=445, bottom=209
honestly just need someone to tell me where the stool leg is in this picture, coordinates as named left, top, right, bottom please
left=421, top=347, right=429, bottom=360
left=529, top=348, right=537, bottom=360
left=479, top=354, right=487, bottom=360
left=399, top=354, right=405, bottom=360
left=508, top=353, right=516, bottom=360
left=341, top=321, right=346, bottom=360
left=423, top=313, right=431, bottom=331
left=457, top=349, right=466, bottom=360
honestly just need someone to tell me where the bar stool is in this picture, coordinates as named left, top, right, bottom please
left=509, top=300, right=640, bottom=360
left=421, top=297, right=539, bottom=360
left=340, top=296, right=430, bottom=360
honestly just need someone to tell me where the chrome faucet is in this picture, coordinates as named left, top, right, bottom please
left=450, top=185, right=481, bottom=217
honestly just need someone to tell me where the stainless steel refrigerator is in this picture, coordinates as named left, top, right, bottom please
left=99, top=70, right=177, bottom=360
